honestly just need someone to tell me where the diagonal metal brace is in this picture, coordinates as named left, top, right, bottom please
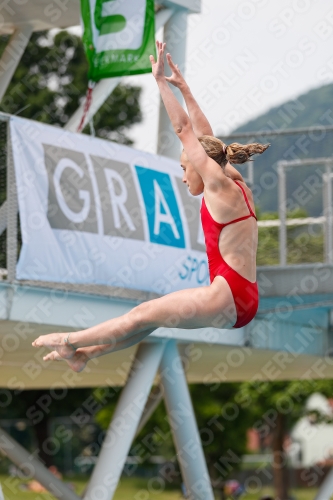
left=0, top=427, right=81, bottom=500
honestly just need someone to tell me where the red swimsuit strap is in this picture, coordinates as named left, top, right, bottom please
left=222, top=213, right=256, bottom=227
left=201, top=181, right=257, bottom=228
left=233, top=180, right=257, bottom=219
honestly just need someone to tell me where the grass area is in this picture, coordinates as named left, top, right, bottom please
left=0, top=475, right=321, bottom=500
left=242, top=487, right=319, bottom=500
left=0, top=475, right=184, bottom=500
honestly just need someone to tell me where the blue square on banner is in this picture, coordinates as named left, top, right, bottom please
left=135, top=166, right=185, bottom=248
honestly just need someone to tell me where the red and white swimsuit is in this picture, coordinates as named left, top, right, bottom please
left=200, top=180, right=259, bottom=329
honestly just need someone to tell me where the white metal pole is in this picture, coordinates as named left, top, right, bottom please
left=314, top=468, right=333, bottom=500
left=323, top=168, right=333, bottom=264
left=327, top=169, right=333, bottom=264
left=248, top=160, right=254, bottom=186
left=0, top=427, right=80, bottom=500
left=65, top=78, right=121, bottom=133
left=0, top=25, right=33, bottom=102
left=278, top=162, right=287, bottom=266
left=159, top=340, right=214, bottom=500
left=323, top=169, right=329, bottom=264
left=157, top=9, right=188, bottom=159
left=135, top=385, right=163, bottom=436
left=6, top=125, right=17, bottom=283
left=83, top=342, right=165, bottom=500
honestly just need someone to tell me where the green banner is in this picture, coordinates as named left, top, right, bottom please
left=81, top=0, right=156, bottom=81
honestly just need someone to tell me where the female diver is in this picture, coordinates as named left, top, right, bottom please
left=33, top=41, right=270, bottom=372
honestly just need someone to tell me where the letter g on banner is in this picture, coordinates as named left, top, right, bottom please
left=53, top=158, right=90, bottom=223
left=43, top=145, right=98, bottom=233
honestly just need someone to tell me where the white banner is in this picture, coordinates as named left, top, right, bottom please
left=10, top=116, right=208, bottom=294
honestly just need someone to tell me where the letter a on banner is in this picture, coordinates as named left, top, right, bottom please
left=80, top=0, right=156, bottom=80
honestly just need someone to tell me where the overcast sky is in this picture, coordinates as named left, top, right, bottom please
left=71, top=0, right=333, bottom=154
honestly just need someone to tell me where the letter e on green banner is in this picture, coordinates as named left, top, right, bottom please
left=81, top=0, right=156, bottom=81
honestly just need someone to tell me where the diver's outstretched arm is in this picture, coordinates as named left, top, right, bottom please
left=150, top=41, right=191, bottom=134
left=165, top=52, right=214, bottom=137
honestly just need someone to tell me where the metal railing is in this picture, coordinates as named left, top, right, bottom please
left=221, top=126, right=333, bottom=267
left=278, top=158, right=333, bottom=266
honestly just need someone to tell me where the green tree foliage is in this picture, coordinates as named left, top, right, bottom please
left=256, top=206, right=324, bottom=266
left=0, top=388, right=95, bottom=468
left=256, top=225, right=324, bottom=266
left=94, top=382, right=249, bottom=487
left=0, top=30, right=142, bottom=143
left=189, top=383, right=249, bottom=484
left=236, top=379, right=333, bottom=500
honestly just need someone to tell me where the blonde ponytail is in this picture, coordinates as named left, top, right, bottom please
left=197, top=135, right=270, bottom=167
left=226, top=142, right=271, bottom=165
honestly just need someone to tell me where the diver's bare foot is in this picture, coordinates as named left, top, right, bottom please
left=32, top=333, right=76, bottom=359
left=43, top=351, right=63, bottom=362
left=43, top=350, right=88, bottom=373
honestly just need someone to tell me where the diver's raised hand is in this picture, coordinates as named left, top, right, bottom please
left=165, top=53, right=186, bottom=89
left=150, top=40, right=166, bottom=81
